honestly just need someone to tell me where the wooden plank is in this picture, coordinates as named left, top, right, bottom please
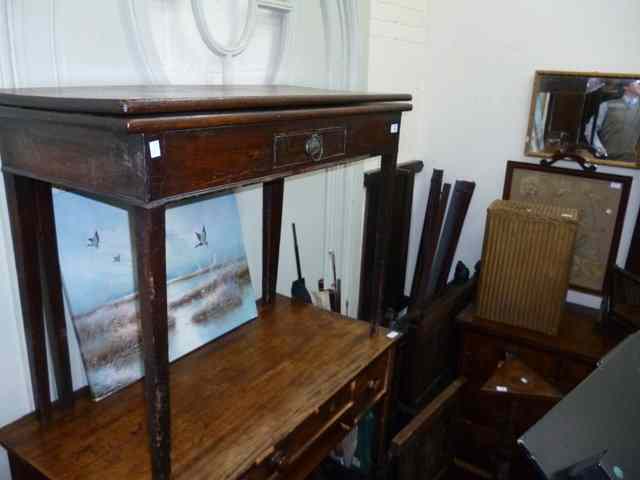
left=424, top=180, right=475, bottom=301
left=130, top=206, right=171, bottom=480
left=391, top=378, right=467, bottom=456
left=34, top=181, right=74, bottom=408
left=410, top=169, right=444, bottom=310
left=3, top=173, right=52, bottom=421
left=368, top=151, right=399, bottom=334
left=262, top=178, right=284, bottom=304
left=436, top=183, right=452, bottom=242
left=358, top=161, right=424, bottom=319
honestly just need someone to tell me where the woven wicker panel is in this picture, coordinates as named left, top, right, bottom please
left=477, top=200, right=579, bottom=335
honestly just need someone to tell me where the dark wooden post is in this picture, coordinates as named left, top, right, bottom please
left=358, top=161, right=424, bottom=321
left=262, top=178, right=284, bottom=304
left=131, top=206, right=171, bottom=480
left=369, top=151, right=398, bottom=335
left=3, top=173, right=52, bottom=421
left=626, top=208, right=640, bottom=275
left=34, top=181, right=74, bottom=408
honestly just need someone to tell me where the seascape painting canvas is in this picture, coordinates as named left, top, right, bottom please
left=53, top=190, right=257, bottom=401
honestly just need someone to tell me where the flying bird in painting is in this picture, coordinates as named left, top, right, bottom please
left=195, top=226, right=208, bottom=248
left=113, top=254, right=121, bottom=263
left=87, top=231, right=100, bottom=249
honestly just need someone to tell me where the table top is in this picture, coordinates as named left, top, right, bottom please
left=458, top=303, right=625, bottom=364
left=481, top=357, right=561, bottom=400
left=0, top=296, right=395, bottom=480
left=0, top=85, right=411, bottom=115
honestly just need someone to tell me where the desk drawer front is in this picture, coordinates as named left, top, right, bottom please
left=245, top=348, right=393, bottom=479
left=277, top=382, right=353, bottom=468
left=151, top=114, right=400, bottom=202
left=351, top=351, right=390, bottom=424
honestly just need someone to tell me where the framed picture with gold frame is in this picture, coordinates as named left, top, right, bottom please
left=525, top=70, right=640, bottom=169
left=503, top=161, right=632, bottom=295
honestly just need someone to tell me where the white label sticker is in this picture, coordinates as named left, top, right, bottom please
left=387, top=330, right=400, bottom=339
left=610, top=182, right=622, bottom=190
left=149, top=140, right=161, bottom=159
left=496, top=386, right=508, bottom=392
left=390, top=123, right=399, bottom=134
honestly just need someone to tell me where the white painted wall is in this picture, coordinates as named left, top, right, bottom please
left=365, top=0, right=428, bottom=299
left=0, top=2, right=369, bottom=478
left=410, top=0, right=640, bottom=306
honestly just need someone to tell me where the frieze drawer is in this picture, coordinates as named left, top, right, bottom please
left=243, top=347, right=394, bottom=480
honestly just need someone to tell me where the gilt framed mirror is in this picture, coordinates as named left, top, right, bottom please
left=525, top=71, right=640, bottom=169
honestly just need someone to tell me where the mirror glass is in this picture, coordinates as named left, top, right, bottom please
left=526, top=72, right=640, bottom=168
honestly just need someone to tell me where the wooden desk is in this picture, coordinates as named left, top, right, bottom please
left=456, top=303, right=627, bottom=475
left=1, top=297, right=396, bottom=480
left=0, top=85, right=412, bottom=479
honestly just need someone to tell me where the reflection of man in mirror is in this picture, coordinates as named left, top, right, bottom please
left=585, top=79, right=640, bottom=162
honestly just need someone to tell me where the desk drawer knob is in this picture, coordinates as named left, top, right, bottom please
left=368, top=379, right=381, bottom=391
left=269, top=450, right=287, bottom=469
left=305, top=134, right=323, bottom=161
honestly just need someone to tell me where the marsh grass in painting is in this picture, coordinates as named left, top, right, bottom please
left=53, top=190, right=257, bottom=400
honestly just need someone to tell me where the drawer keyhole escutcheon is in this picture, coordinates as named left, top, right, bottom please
left=305, top=133, right=324, bottom=161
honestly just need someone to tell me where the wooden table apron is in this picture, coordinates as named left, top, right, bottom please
left=0, top=94, right=410, bottom=480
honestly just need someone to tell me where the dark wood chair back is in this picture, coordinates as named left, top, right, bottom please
left=399, top=278, right=475, bottom=409
left=390, top=378, right=466, bottom=480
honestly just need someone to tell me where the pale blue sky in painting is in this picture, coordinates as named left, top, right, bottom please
left=53, top=190, right=248, bottom=316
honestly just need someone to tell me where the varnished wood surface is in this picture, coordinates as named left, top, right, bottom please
left=3, top=174, right=52, bottom=420
left=0, top=85, right=411, bottom=115
left=34, top=181, right=74, bottom=409
left=358, top=161, right=424, bottom=320
left=131, top=207, right=171, bottom=480
left=458, top=303, right=621, bottom=364
left=262, top=179, right=284, bottom=305
left=0, top=102, right=412, bottom=134
left=391, top=378, right=466, bottom=456
left=391, top=378, right=467, bottom=480
left=401, top=278, right=476, bottom=407
left=480, top=358, right=561, bottom=401
left=0, top=296, right=396, bottom=480
left=456, top=302, right=626, bottom=476
left=368, top=152, right=398, bottom=333
left=0, top=110, right=407, bottom=208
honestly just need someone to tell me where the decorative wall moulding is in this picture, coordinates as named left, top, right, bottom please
left=122, top=0, right=169, bottom=84
left=191, top=0, right=259, bottom=58
left=191, top=0, right=294, bottom=84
